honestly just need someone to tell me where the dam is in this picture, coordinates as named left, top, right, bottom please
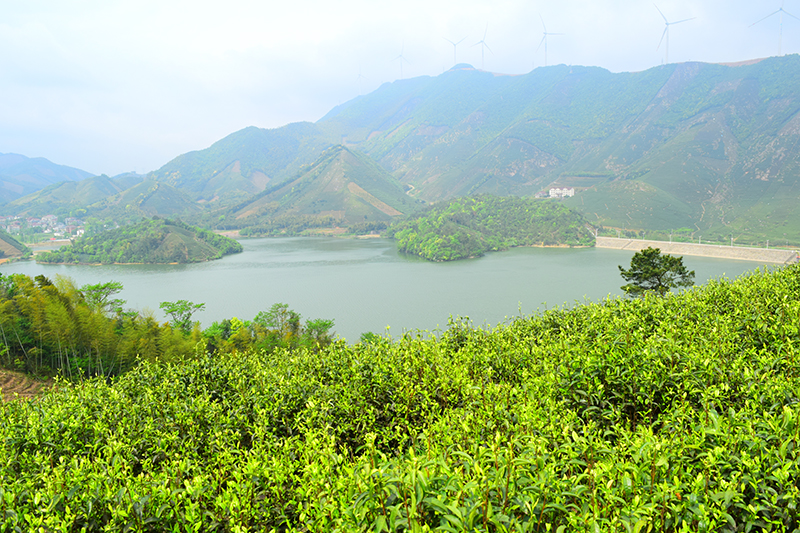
left=595, top=237, right=798, bottom=264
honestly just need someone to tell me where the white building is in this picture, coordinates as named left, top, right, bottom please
left=549, top=187, right=575, bottom=198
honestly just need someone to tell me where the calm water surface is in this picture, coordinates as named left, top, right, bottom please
left=0, top=238, right=773, bottom=341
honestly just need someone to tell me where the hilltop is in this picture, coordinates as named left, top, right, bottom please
left=223, top=145, right=420, bottom=235
left=35, top=218, right=242, bottom=264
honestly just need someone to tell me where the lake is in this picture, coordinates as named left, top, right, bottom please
left=0, top=237, right=774, bottom=342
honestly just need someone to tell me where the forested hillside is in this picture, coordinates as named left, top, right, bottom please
left=388, top=195, right=594, bottom=260
left=143, top=56, right=800, bottom=245
left=223, top=145, right=419, bottom=236
left=0, top=265, right=798, bottom=530
left=4, top=173, right=144, bottom=218
left=149, top=123, right=333, bottom=204
left=84, top=180, right=200, bottom=221
left=36, top=218, right=241, bottom=264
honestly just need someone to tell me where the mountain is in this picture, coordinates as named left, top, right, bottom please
left=556, top=57, right=800, bottom=243
left=223, top=145, right=421, bottom=233
left=4, top=174, right=144, bottom=217
left=147, top=56, right=800, bottom=244
left=85, top=179, right=201, bottom=221
left=0, top=153, right=92, bottom=205
left=148, top=123, right=333, bottom=204
left=9, top=56, right=800, bottom=244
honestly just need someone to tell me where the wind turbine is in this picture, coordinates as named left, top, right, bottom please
left=655, top=4, right=695, bottom=65
left=392, top=42, right=410, bottom=79
left=444, top=37, right=466, bottom=67
left=750, top=2, right=800, bottom=56
left=472, top=24, right=492, bottom=70
left=356, top=65, right=368, bottom=95
left=537, top=16, right=563, bottom=67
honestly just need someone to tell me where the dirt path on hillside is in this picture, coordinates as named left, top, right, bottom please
left=0, top=370, right=53, bottom=401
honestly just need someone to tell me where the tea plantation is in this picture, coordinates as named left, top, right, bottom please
left=1, top=265, right=799, bottom=531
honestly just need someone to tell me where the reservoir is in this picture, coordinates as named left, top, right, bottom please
left=0, top=237, right=775, bottom=342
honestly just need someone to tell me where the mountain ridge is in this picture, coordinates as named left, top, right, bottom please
left=0, top=152, right=93, bottom=205
left=6, top=56, right=800, bottom=244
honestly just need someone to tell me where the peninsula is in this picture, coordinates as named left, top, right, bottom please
left=35, top=218, right=242, bottom=264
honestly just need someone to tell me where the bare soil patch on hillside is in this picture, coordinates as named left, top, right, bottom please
left=0, top=370, right=53, bottom=401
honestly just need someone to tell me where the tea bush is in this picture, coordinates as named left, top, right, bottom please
left=1, top=266, right=799, bottom=531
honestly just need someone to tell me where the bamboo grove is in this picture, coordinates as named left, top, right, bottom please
left=0, top=273, right=335, bottom=378
left=1, top=265, right=800, bottom=531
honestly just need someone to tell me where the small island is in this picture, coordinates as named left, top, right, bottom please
left=36, top=218, right=243, bottom=264
left=387, top=195, right=594, bottom=261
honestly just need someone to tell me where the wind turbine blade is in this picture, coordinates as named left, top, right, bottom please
left=540, top=14, right=547, bottom=32
left=749, top=10, right=781, bottom=27
left=483, top=23, right=488, bottom=41
left=671, top=17, right=696, bottom=25
left=654, top=4, right=668, bottom=23
left=484, top=43, right=493, bottom=54
left=456, top=37, right=466, bottom=45
left=784, top=9, right=800, bottom=21
left=657, top=27, right=667, bottom=50
left=444, top=37, right=455, bottom=45
left=536, top=35, right=547, bottom=52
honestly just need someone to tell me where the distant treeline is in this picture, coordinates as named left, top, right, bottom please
left=36, top=218, right=242, bottom=264
left=238, top=214, right=341, bottom=237
left=237, top=215, right=387, bottom=237
left=387, top=195, right=595, bottom=261
left=0, top=273, right=334, bottom=377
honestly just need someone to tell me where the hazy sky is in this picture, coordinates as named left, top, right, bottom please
left=1, top=0, right=797, bottom=176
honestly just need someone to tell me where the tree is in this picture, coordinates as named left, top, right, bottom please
left=253, top=303, right=301, bottom=342
left=81, top=281, right=125, bottom=315
left=304, top=318, right=335, bottom=350
left=619, top=247, right=695, bottom=297
left=159, top=300, right=205, bottom=334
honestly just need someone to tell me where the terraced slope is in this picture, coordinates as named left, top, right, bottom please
left=0, top=231, right=29, bottom=259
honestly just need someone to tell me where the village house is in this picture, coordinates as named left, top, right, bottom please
left=549, top=187, right=575, bottom=198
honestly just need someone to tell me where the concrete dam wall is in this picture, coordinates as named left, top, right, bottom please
left=596, top=237, right=799, bottom=264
